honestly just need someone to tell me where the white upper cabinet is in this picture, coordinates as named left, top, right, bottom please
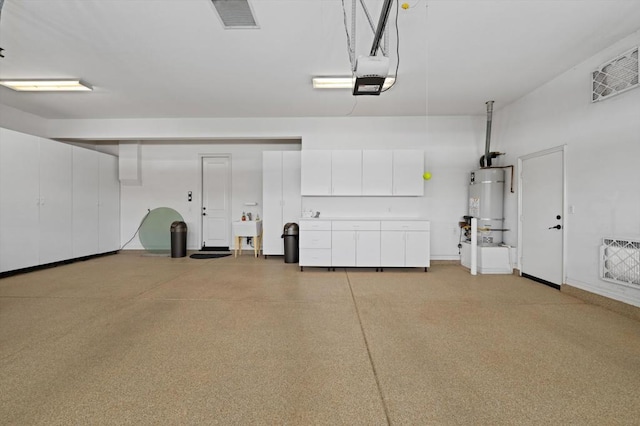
left=301, top=150, right=331, bottom=196
left=301, top=149, right=423, bottom=197
left=331, top=150, right=362, bottom=196
left=393, top=150, right=424, bottom=196
left=362, top=150, right=393, bottom=196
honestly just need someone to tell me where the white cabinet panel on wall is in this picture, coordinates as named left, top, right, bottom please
left=0, top=129, right=40, bottom=272
left=331, top=150, right=362, bottom=196
left=99, top=154, right=120, bottom=253
left=393, top=150, right=424, bottom=196
left=72, top=147, right=100, bottom=258
left=38, top=138, right=73, bottom=264
left=262, top=151, right=301, bottom=256
left=362, top=150, right=393, bottom=196
left=301, top=150, right=331, bottom=196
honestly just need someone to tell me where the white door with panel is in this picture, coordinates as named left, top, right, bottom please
left=0, top=129, right=40, bottom=272
left=202, top=156, right=231, bottom=249
left=520, top=149, right=564, bottom=287
left=301, top=150, right=331, bottom=196
left=39, top=138, right=73, bottom=264
left=262, top=151, right=301, bottom=256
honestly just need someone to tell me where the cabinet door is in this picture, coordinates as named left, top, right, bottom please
left=405, top=231, right=430, bottom=267
left=39, top=138, right=73, bottom=264
left=72, top=147, right=100, bottom=257
left=356, top=231, right=380, bottom=267
left=331, top=150, right=361, bottom=195
left=331, top=230, right=356, bottom=267
left=0, top=129, right=40, bottom=272
left=282, top=151, right=301, bottom=224
left=262, top=151, right=284, bottom=255
left=362, top=150, right=392, bottom=196
left=99, top=154, right=120, bottom=253
left=380, top=231, right=405, bottom=267
left=301, top=150, right=331, bottom=195
left=393, top=150, right=424, bottom=196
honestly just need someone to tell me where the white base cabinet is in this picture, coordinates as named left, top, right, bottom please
left=299, top=220, right=331, bottom=266
left=299, top=219, right=430, bottom=270
left=381, top=221, right=431, bottom=268
left=0, top=128, right=120, bottom=274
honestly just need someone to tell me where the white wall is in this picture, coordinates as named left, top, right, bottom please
left=0, top=104, right=48, bottom=137
left=46, top=116, right=484, bottom=259
left=492, top=30, right=640, bottom=307
left=120, top=140, right=300, bottom=250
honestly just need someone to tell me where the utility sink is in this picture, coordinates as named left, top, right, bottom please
left=232, top=220, right=262, bottom=237
left=232, top=220, right=262, bottom=258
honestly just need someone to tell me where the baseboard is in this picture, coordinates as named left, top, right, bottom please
left=0, top=251, right=119, bottom=279
left=562, top=284, right=640, bottom=322
left=431, top=259, right=460, bottom=265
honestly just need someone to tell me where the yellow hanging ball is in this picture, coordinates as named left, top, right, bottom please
left=423, top=172, right=432, bottom=180
left=402, top=3, right=410, bottom=9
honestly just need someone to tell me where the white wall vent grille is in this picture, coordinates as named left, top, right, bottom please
left=211, top=0, right=258, bottom=29
left=600, top=238, right=640, bottom=287
left=592, top=47, right=638, bottom=102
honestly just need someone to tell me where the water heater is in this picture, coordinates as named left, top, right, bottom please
left=468, top=169, right=505, bottom=246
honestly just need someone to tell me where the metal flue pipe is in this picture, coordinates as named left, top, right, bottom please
left=484, top=100, right=494, bottom=168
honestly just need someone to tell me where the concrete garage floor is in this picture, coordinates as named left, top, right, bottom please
left=1, top=251, right=639, bottom=425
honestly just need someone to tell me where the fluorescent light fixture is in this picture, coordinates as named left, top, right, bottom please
left=0, top=79, right=92, bottom=92
left=312, top=76, right=395, bottom=90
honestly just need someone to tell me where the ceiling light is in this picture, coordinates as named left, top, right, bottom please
left=0, top=79, right=92, bottom=92
left=312, top=76, right=395, bottom=90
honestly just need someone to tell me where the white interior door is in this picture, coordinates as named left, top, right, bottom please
left=520, top=148, right=564, bottom=288
left=202, top=156, right=231, bottom=249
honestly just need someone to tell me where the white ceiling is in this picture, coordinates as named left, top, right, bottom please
left=0, top=0, right=639, bottom=119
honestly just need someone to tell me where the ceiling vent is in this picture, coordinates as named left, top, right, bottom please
left=592, top=47, right=638, bottom=102
left=210, top=0, right=259, bottom=29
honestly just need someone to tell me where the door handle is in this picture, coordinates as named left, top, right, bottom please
left=548, top=224, right=561, bottom=230
left=202, top=212, right=207, bottom=216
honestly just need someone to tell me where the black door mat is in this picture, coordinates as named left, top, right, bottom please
left=189, top=253, right=232, bottom=259
left=201, top=246, right=229, bottom=252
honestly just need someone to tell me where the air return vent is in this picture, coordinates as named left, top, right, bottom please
left=600, top=238, right=640, bottom=287
left=592, top=47, right=638, bottom=102
left=211, top=0, right=258, bottom=29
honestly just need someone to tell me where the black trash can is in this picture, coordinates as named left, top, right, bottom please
left=281, top=222, right=299, bottom=263
left=170, top=221, right=188, bottom=258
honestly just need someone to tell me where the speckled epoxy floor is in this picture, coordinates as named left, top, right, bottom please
left=1, top=252, right=639, bottom=425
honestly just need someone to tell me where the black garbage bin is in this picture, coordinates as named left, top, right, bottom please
left=281, top=222, right=299, bottom=263
left=170, top=221, right=187, bottom=258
